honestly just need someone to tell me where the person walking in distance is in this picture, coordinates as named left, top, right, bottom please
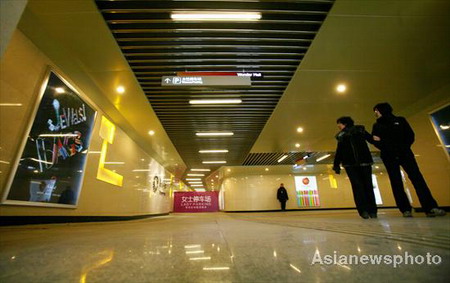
left=333, top=116, right=378, bottom=219
left=277, top=183, right=289, bottom=211
left=371, top=102, right=446, bottom=217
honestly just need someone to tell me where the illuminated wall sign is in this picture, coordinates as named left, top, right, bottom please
left=161, top=76, right=251, bottom=86
left=294, top=176, right=320, bottom=207
left=96, top=116, right=123, bottom=187
left=173, top=191, right=219, bottom=212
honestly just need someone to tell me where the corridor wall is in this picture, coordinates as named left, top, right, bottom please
left=0, top=31, right=173, bottom=217
left=220, top=166, right=396, bottom=212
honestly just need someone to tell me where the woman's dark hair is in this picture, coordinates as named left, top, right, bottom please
left=336, top=116, right=354, bottom=127
left=373, top=102, right=393, bottom=116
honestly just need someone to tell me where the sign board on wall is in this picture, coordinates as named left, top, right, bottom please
left=294, top=176, right=320, bottom=207
left=173, top=191, right=219, bottom=212
left=2, top=71, right=97, bottom=207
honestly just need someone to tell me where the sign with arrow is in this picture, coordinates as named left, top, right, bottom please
left=161, top=76, right=251, bottom=86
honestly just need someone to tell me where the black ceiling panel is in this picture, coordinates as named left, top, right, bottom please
left=95, top=0, right=335, bottom=179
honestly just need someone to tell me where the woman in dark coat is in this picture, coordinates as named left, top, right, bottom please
left=333, top=116, right=377, bottom=219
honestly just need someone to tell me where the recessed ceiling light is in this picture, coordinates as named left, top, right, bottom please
left=226, top=169, right=231, bottom=172
left=336, top=84, right=346, bottom=93
left=199, top=149, right=229, bottom=153
left=55, top=87, right=65, bottom=93
left=187, top=173, right=205, bottom=176
left=186, top=178, right=202, bottom=181
left=296, top=127, right=304, bottom=133
left=277, top=155, right=288, bottom=163
left=191, top=169, right=211, bottom=172
left=171, top=12, right=261, bottom=21
left=148, top=130, right=155, bottom=136
left=116, top=86, right=125, bottom=94
left=295, top=143, right=300, bottom=148
left=196, top=132, right=234, bottom=136
left=202, top=161, right=227, bottom=164
left=190, top=99, right=242, bottom=104
left=265, top=168, right=269, bottom=171
left=188, top=181, right=203, bottom=184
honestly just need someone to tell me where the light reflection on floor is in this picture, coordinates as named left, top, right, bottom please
left=0, top=209, right=449, bottom=282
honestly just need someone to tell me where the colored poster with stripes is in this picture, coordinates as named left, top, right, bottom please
left=294, top=176, right=320, bottom=207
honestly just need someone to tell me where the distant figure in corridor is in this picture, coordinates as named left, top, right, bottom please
left=277, top=183, right=289, bottom=211
left=371, top=102, right=446, bottom=217
left=333, top=116, right=377, bottom=219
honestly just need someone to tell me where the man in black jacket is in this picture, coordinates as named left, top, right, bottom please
left=371, top=102, right=446, bottom=217
left=333, top=116, right=377, bottom=219
left=277, top=183, right=289, bottom=211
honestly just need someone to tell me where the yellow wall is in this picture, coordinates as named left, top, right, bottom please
left=220, top=166, right=396, bottom=211
left=0, top=31, right=173, bottom=216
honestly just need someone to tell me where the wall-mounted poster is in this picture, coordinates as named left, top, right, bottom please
left=294, top=176, right=320, bottom=207
left=2, top=71, right=96, bottom=207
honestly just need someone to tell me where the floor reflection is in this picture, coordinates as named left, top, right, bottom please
left=0, top=209, right=448, bottom=282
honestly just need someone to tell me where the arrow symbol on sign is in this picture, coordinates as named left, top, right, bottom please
left=164, top=78, right=171, bottom=83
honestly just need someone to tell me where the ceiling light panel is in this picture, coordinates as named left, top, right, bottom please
left=190, top=99, right=242, bottom=104
left=196, top=132, right=234, bottom=137
left=199, top=150, right=229, bottom=153
left=171, top=12, right=262, bottom=21
left=202, top=161, right=227, bottom=164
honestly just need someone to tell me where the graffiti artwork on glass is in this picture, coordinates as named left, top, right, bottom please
left=2, top=71, right=96, bottom=207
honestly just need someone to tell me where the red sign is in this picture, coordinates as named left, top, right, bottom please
left=177, top=72, right=263, bottom=78
left=177, top=72, right=237, bottom=76
left=173, top=191, right=219, bottom=212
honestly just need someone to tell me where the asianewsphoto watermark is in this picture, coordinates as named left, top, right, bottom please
left=311, top=250, right=442, bottom=268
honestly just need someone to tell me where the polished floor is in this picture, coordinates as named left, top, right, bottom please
left=0, top=209, right=449, bottom=282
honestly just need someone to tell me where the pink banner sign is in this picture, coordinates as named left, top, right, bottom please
left=173, top=191, right=219, bottom=212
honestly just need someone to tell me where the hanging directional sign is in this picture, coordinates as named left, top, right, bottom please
left=161, top=76, right=251, bottom=86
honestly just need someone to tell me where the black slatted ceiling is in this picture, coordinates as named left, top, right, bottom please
left=243, top=152, right=383, bottom=166
left=95, top=0, right=335, bottom=176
